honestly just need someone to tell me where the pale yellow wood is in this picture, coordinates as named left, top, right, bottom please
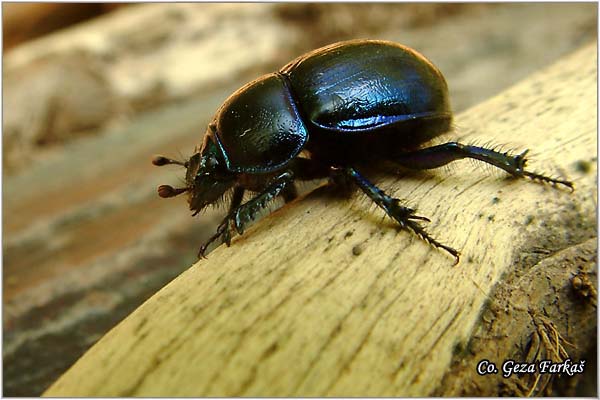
left=44, top=43, right=596, bottom=397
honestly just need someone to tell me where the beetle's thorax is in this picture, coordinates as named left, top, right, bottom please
left=209, top=74, right=308, bottom=174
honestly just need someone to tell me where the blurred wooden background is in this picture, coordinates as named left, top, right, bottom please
left=2, top=3, right=597, bottom=396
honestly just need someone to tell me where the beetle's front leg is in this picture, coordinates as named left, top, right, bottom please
left=343, top=167, right=460, bottom=262
left=198, top=186, right=244, bottom=258
left=198, top=171, right=294, bottom=258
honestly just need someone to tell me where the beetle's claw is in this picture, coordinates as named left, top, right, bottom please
left=389, top=201, right=430, bottom=222
left=408, top=214, right=431, bottom=223
left=198, top=233, right=220, bottom=258
left=197, top=241, right=211, bottom=258
left=447, top=248, right=461, bottom=265
left=197, top=215, right=237, bottom=258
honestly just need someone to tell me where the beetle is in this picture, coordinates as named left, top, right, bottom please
left=153, top=39, right=572, bottom=262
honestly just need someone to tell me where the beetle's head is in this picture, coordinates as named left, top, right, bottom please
left=153, top=132, right=236, bottom=215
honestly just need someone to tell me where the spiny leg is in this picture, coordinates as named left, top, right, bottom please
left=198, top=171, right=294, bottom=257
left=198, top=186, right=245, bottom=257
left=393, top=142, right=573, bottom=190
left=344, top=167, right=460, bottom=262
left=232, top=171, right=294, bottom=235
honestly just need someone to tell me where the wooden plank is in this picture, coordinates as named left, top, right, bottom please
left=44, top=43, right=596, bottom=397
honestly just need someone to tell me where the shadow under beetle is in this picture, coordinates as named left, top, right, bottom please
left=153, top=39, right=572, bottom=262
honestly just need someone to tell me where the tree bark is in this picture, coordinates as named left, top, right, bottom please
left=44, top=43, right=596, bottom=397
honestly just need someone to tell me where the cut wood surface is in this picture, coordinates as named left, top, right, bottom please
left=44, top=44, right=596, bottom=397
left=5, top=4, right=596, bottom=396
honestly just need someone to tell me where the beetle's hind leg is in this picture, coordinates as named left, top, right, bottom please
left=343, top=167, right=460, bottom=262
left=198, top=172, right=295, bottom=258
left=392, top=142, right=573, bottom=190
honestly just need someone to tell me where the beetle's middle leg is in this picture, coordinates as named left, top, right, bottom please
left=392, top=142, right=573, bottom=189
left=198, top=171, right=294, bottom=257
left=343, top=166, right=460, bottom=262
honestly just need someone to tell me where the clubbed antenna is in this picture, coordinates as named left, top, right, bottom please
left=152, top=155, right=188, bottom=168
left=157, top=185, right=187, bottom=198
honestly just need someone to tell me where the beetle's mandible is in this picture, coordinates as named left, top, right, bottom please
left=153, top=39, right=572, bottom=262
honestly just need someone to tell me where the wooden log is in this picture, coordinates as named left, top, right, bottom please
left=44, top=43, right=596, bottom=397
left=2, top=4, right=123, bottom=50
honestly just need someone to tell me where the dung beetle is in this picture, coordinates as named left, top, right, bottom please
left=153, top=39, right=572, bottom=262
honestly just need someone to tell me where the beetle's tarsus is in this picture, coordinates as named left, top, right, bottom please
left=194, top=212, right=247, bottom=259
left=197, top=242, right=211, bottom=258
left=198, top=215, right=235, bottom=258
left=522, top=170, right=574, bottom=191
left=344, top=166, right=459, bottom=261
left=394, top=208, right=459, bottom=262
left=403, top=218, right=460, bottom=263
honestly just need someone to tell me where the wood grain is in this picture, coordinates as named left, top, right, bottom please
left=44, top=43, right=596, bottom=397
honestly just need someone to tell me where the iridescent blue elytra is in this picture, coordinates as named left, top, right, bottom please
left=281, top=40, right=450, bottom=133
left=153, top=39, right=572, bottom=261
